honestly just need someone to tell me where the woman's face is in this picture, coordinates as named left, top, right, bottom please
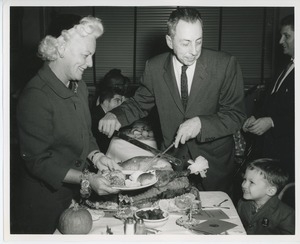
left=166, top=19, right=203, bottom=66
left=62, top=36, right=96, bottom=81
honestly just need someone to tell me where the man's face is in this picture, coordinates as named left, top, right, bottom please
left=279, top=25, right=294, bottom=58
left=63, top=36, right=96, bottom=81
left=166, top=20, right=203, bottom=66
left=105, top=94, right=123, bottom=112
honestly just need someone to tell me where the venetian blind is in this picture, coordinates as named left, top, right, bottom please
left=94, top=7, right=135, bottom=92
left=45, top=6, right=274, bottom=90
left=220, top=7, right=267, bottom=86
left=135, top=7, right=176, bottom=81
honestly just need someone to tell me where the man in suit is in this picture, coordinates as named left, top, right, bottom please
left=243, top=14, right=295, bottom=182
left=99, top=8, right=246, bottom=194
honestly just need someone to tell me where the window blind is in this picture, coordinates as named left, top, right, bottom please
left=135, top=7, right=176, bottom=81
left=41, top=6, right=276, bottom=89
left=94, top=7, right=135, bottom=90
left=220, top=7, right=266, bottom=86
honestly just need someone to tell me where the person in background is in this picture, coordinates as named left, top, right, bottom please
left=242, top=15, right=295, bottom=182
left=96, top=68, right=129, bottom=97
left=91, top=69, right=128, bottom=153
left=237, top=158, right=295, bottom=234
left=99, top=8, right=246, bottom=195
left=15, top=16, right=120, bottom=234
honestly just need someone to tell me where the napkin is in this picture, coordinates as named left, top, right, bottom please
left=187, top=156, right=209, bottom=177
left=190, top=219, right=237, bottom=234
left=193, top=209, right=229, bottom=220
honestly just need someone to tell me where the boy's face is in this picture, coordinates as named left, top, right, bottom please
left=241, top=168, right=272, bottom=203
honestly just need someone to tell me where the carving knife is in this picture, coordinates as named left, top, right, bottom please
left=114, top=131, right=181, bottom=166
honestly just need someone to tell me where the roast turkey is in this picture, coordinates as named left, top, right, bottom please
left=119, top=156, right=193, bottom=207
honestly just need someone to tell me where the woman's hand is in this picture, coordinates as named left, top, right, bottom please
left=94, top=155, right=122, bottom=171
left=88, top=173, right=119, bottom=195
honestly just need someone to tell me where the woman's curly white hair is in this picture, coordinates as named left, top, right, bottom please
left=38, top=16, right=103, bottom=61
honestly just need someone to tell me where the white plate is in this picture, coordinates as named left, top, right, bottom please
left=112, top=170, right=157, bottom=191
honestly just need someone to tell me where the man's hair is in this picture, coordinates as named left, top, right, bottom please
left=280, top=14, right=294, bottom=31
left=246, top=158, right=289, bottom=194
left=99, top=87, right=122, bottom=104
left=167, top=7, right=203, bottom=37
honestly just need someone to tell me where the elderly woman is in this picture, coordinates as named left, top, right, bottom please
left=15, top=16, right=120, bottom=234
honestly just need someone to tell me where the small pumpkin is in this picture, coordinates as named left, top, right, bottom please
left=58, top=203, right=93, bottom=234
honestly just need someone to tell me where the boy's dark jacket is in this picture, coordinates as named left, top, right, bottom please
left=237, top=196, right=295, bottom=234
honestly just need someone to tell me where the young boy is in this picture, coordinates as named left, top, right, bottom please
left=237, top=158, right=295, bottom=234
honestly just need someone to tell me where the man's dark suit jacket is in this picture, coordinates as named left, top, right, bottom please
left=112, top=49, right=246, bottom=192
left=255, top=66, right=295, bottom=181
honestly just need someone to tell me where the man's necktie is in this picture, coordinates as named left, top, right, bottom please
left=181, top=65, right=188, bottom=110
left=272, top=60, right=294, bottom=93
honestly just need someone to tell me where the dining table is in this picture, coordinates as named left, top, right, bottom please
left=54, top=191, right=246, bottom=236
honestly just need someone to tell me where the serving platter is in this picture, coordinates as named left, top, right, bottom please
left=111, top=170, right=157, bottom=191
left=112, top=178, right=157, bottom=191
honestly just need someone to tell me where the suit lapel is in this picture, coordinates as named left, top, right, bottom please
left=163, top=54, right=185, bottom=114
left=186, top=58, right=208, bottom=111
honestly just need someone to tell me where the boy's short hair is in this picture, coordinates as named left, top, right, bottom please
left=246, top=158, right=289, bottom=194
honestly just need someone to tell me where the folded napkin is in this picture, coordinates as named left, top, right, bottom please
left=190, top=219, right=237, bottom=235
left=187, top=156, right=209, bottom=177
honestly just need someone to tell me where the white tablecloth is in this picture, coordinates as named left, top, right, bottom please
left=55, top=191, right=246, bottom=235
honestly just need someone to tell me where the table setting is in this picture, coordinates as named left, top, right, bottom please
left=54, top=119, right=246, bottom=235
left=54, top=150, right=246, bottom=235
left=55, top=190, right=246, bottom=235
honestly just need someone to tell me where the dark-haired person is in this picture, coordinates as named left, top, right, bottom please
left=15, top=16, right=120, bottom=234
left=99, top=8, right=246, bottom=195
left=96, top=68, right=129, bottom=95
left=91, top=87, right=125, bottom=153
left=243, top=15, right=295, bottom=182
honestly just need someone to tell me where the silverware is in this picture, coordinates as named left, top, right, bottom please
left=214, top=199, right=228, bottom=207
left=150, top=142, right=175, bottom=163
